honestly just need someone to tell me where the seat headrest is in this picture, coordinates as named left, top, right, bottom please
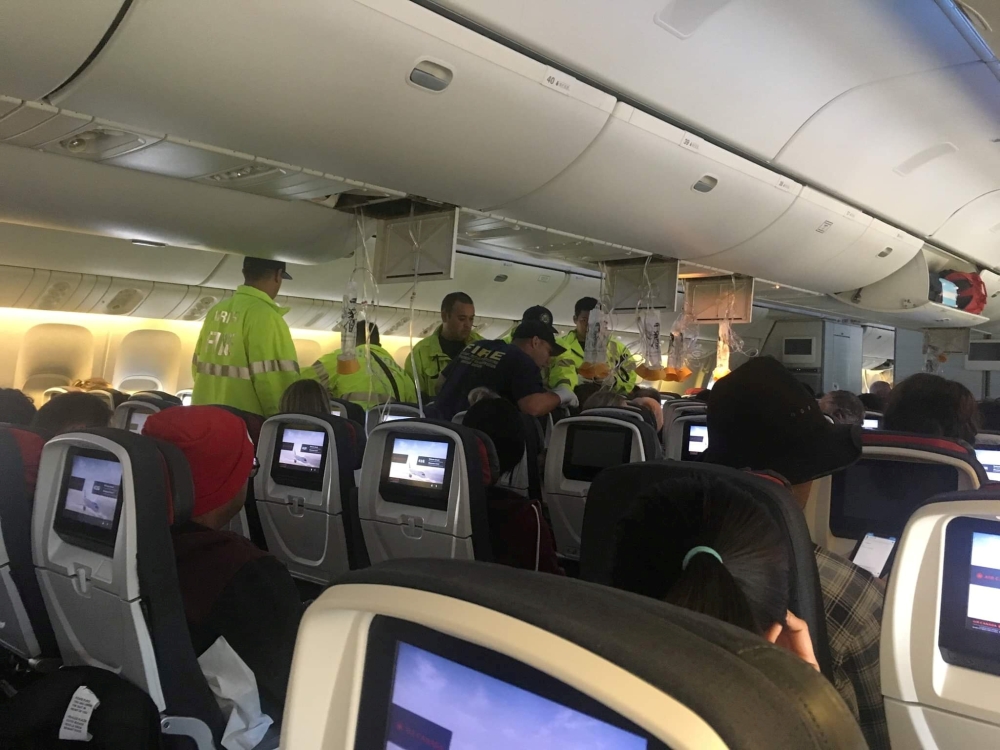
left=467, top=429, right=500, bottom=486
left=146, top=438, right=196, bottom=526
left=862, top=430, right=975, bottom=456
left=214, top=405, right=264, bottom=445
left=584, top=406, right=649, bottom=428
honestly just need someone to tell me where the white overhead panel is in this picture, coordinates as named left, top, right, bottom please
left=685, top=276, right=755, bottom=324
left=433, top=0, right=977, bottom=159
left=103, top=136, right=253, bottom=180
left=826, top=220, right=925, bottom=293
left=0, top=143, right=358, bottom=263
left=933, top=189, right=1000, bottom=264
left=777, top=62, right=1000, bottom=237
left=374, top=210, right=458, bottom=285
left=495, top=104, right=799, bottom=258
left=53, top=0, right=615, bottom=209
left=0, top=0, right=127, bottom=100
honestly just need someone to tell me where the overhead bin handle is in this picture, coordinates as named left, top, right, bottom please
left=409, top=59, right=453, bottom=93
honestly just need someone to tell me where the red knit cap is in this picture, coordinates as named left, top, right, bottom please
left=142, top=406, right=255, bottom=518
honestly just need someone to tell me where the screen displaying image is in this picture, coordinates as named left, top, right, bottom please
left=687, top=424, right=708, bottom=455
left=277, top=428, right=326, bottom=472
left=851, top=533, right=896, bottom=578
left=128, top=411, right=149, bottom=434
left=382, top=415, right=413, bottom=423
left=385, top=642, right=647, bottom=750
left=388, top=438, right=448, bottom=490
left=863, top=418, right=879, bottom=430
left=181, top=394, right=192, bottom=407
left=61, top=455, right=123, bottom=530
left=967, top=531, right=1000, bottom=635
left=331, top=405, right=343, bottom=417
left=977, top=449, right=1000, bottom=482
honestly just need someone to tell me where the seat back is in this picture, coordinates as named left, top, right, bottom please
left=584, top=407, right=663, bottom=459
left=32, top=428, right=223, bottom=745
left=881, top=489, right=1000, bottom=749
left=544, top=415, right=648, bottom=560
left=284, top=559, right=865, bottom=750
left=329, top=397, right=365, bottom=424
left=358, top=419, right=496, bottom=564
left=111, top=398, right=164, bottom=433
left=132, top=391, right=184, bottom=407
left=456, top=410, right=544, bottom=499
left=364, top=403, right=422, bottom=436
left=661, top=399, right=707, bottom=448
left=176, top=389, right=193, bottom=406
left=255, top=413, right=366, bottom=584
left=665, top=412, right=709, bottom=461
left=806, top=431, right=986, bottom=557
left=580, top=460, right=834, bottom=680
left=0, top=426, right=57, bottom=661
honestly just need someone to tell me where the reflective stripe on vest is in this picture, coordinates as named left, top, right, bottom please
left=193, top=357, right=251, bottom=380
left=313, top=359, right=331, bottom=389
left=249, top=359, right=300, bottom=375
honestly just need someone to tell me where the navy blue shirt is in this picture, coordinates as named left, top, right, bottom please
left=429, top=340, right=546, bottom=420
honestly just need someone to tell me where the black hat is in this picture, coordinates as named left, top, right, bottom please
left=513, top=320, right=566, bottom=356
left=522, top=305, right=556, bottom=332
left=702, top=356, right=861, bottom=485
left=242, top=256, right=292, bottom=280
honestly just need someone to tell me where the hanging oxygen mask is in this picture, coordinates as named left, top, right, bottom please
left=579, top=308, right=612, bottom=381
left=337, top=277, right=361, bottom=375
left=712, top=320, right=733, bottom=382
left=635, top=309, right=666, bottom=382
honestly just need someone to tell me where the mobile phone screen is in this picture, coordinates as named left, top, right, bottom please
left=851, top=533, right=897, bottom=578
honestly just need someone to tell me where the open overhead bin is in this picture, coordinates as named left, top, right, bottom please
left=932, top=190, right=1000, bottom=266
left=0, top=0, right=128, bottom=100
left=52, top=0, right=615, bottom=209
left=433, top=0, right=977, bottom=160
left=0, top=144, right=358, bottom=263
left=777, top=62, right=1000, bottom=236
left=703, top=189, right=922, bottom=293
left=493, top=103, right=800, bottom=258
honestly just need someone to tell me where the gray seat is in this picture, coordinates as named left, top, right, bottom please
left=665, top=412, right=708, bottom=461
left=358, top=419, right=497, bottom=564
left=364, top=402, right=422, bottom=436
left=110, top=398, right=165, bottom=434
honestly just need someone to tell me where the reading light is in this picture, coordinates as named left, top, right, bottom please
left=131, top=239, right=166, bottom=247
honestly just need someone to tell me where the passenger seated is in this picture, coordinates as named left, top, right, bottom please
left=0, top=388, right=36, bottom=426
left=631, top=396, right=664, bottom=431
left=30, top=391, right=112, bottom=435
left=883, top=372, right=979, bottom=444
left=819, top=390, right=865, bottom=426
left=582, top=390, right=627, bottom=410
left=858, top=393, right=884, bottom=412
left=979, top=398, right=1000, bottom=432
left=868, top=380, right=891, bottom=410
left=280, top=378, right=332, bottom=415
left=462, top=398, right=563, bottom=575
left=612, top=474, right=818, bottom=671
left=142, top=406, right=303, bottom=716
left=702, top=356, right=888, bottom=749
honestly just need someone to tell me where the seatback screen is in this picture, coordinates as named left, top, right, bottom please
left=270, top=425, right=329, bottom=491
left=830, top=459, right=959, bottom=538
left=53, top=449, right=125, bottom=555
left=128, top=410, right=149, bottom=434
left=862, top=418, right=879, bottom=430
left=563, top=425, right=632, bottom=482
left=682, top=423, right=708, bottom=461
left=379, top=434, right=454, bottom=511
left=940, top=517, right=1000, bottom=676
left=976, top=448, right=1000, bottom=481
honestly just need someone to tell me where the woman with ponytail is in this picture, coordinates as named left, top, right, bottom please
left=612, top=475, right=819, bottom=670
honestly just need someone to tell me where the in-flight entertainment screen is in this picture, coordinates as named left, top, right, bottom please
left=682, top=423, right=708, bottom=461
left=563, top=425, right=632, bottom=482
left=379, top=434, right=454, bottom=511
left=54, top=450, right=125, bottom=553
left=128, top=410, right=149, bottom=434
left=270, top=425, right=329, bottom=491
left=976, top=448, right=1000, bottom=482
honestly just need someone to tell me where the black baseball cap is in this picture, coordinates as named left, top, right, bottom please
left=703, top=356, right=861, bottom=485
left=513, top=320, right=566, bottom=356
left=243, top=256, right=292, bottom=280
left=521, top=305, right=556, bottom=333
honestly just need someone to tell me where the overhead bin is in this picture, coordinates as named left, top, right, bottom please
left=933, top=190, right=1000, bottom=264
left=52, top=0, right=615, bottom=209
left=704, top=188, right=922, bottom=293
left=0, top=0, right=127, bottom=100
left=434, top=0, right=977, bottom=160
left=0, top=144, right=358, bottom=263
left=203, top=254, right=360, bottom=304
left=777, top=63, right=1000, bottom=236
left=495, top=104, right=799, bottom=258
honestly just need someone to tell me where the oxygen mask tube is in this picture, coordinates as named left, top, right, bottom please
left=337, top=275, right=361, bottom=376
left=580, top=267, right=612, bottom=382
left=406, top=210, right=425, bottom=417
left=634, top=258, right=666, bottom=383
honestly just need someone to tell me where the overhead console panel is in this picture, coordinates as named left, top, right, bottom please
left=0, top=144, right=358, bottom=263
left=52, top=0, right=615, bottom=209
left=0, top=0, right=128, bottom=100
left=431, top=0, right=977, bottom=160
left=493, top=103, right=799, bottom=258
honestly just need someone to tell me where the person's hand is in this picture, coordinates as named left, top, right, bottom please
left=553, top=385, right=579, bottom=408
left=773, top=611, right=820, bottom=672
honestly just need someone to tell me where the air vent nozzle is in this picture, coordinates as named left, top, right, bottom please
left=692, top=175, right=718, bottom=193
left=410, top=60, right=453, bottom=92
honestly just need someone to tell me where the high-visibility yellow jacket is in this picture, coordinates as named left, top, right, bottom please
left=191, top=285, right=300, bottom=417
left=303, top=344, right=418, bottom=410
left=548, top=330, right=638, bottom=393
left=403, top=326, right=483, bottom=398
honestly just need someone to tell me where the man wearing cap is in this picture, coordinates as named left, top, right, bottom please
left=703, top=356, right=889, bottom=750
left=192, top=257, right=300, bottom=417
left=142, top=406, right=303, bottom=718
left=404, top=291, right=482, bottom=401
left=500, top=305, right=555, bottom=344
left=428, top=320, right=579, bottom=421
left=550, top=296, right=638, bottom=394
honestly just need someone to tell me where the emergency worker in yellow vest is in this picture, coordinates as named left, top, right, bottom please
left=404, top=292, right=481, bottom=400
left=191, top=257, right=300, bottom=417
left=303, top=322, right=417, bottom=409
left=549, top=296, right=638, bottom=394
